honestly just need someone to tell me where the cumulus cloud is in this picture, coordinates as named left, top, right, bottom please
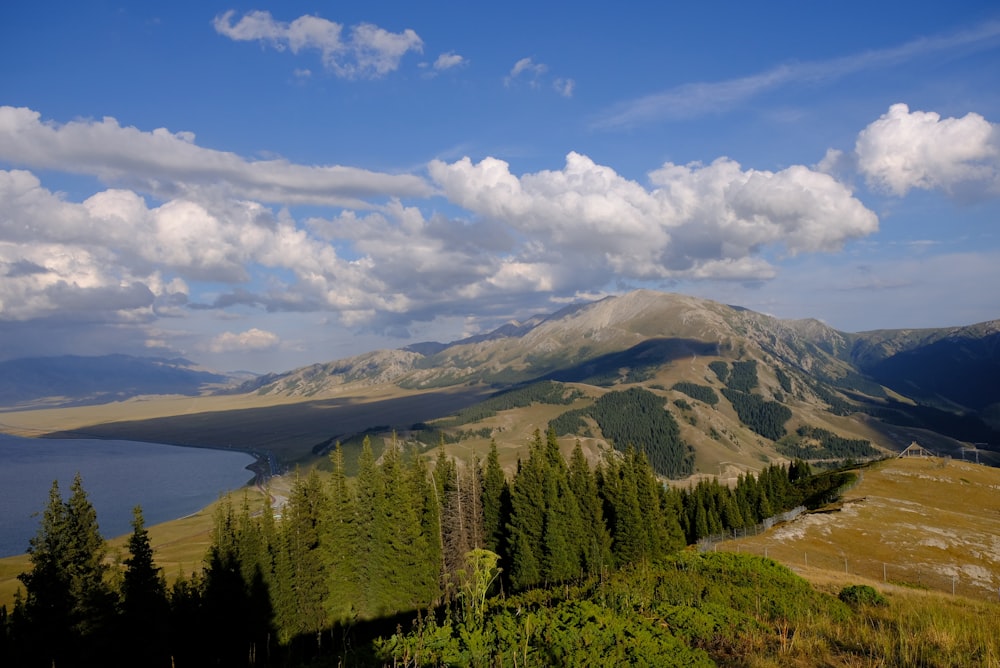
left=0, top=168, right=391, bottom=323
left=213, top=10, right=423, bottom=79
left=205, top=327, right=280, bottom=353
left=856, top=103, right=999, bottom=197
left=430, top=152, right=877, bottom=282
left=0, top=106, right=431, bottom=206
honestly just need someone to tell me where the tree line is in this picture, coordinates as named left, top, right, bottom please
left=2, top=431, right=847, bottom=666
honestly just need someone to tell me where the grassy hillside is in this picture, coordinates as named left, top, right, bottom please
left=716, top=456, right=1000, bottom=602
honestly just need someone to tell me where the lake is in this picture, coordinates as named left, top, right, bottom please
left=0, top=433, right=256, bottom=558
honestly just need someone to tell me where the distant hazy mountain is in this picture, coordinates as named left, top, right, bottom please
left=0, top=354, right=236, bottom=408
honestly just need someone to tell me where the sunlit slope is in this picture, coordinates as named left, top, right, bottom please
left=718, top=456, right=1000, bottom=600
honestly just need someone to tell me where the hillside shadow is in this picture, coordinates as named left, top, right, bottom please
left=41, top=386, right=493, bottom=462
left=540, top=337, right=719, bottom=385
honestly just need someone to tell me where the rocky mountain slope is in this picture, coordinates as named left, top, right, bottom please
left=232, top=290, right=999, bottom=463
left=3, top=291, right=996, bottom=473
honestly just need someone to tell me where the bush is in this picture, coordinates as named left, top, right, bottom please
left=838, top=584, right=888, bottom=608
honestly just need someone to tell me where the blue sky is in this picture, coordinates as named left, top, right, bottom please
left=2, top=1, right=999, bottom=373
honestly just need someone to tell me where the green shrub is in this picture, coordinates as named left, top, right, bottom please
left=838, top=584, right=888, bottom=608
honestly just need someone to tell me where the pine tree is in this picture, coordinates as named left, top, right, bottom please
left=167, top=570, right=204, bottom=666
left=278, top=469, right=330, bottom=647
left=121, top=505, right=170, bottom=667
left=17, top=475, right=116, bottom=665
left=18, top=480, right=73, bottom=666
left=63, top=473, right=115, bottom=656
left=406, top=445, right=444, bottom=607
left=506, top=432, right=547, bottom=590
left=353, top=436, right=382, bottom=618
left=325, top=443, right=360, bottom=624
left=481, top=440, right=509, bottom=557
left=539, top=429, right=583, bottom=583
left=568, top=442, right=612, bottom=578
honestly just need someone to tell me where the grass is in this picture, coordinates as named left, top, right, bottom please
left=717, top=457, right=1000, bottom=602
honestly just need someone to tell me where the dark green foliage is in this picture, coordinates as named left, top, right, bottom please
left=777, top=425, right=879, bottom=460
left=775, top=366, right=793, bottom=393
left=324, top=443, right=359, bottom=624
left=276, top=470, right=330, bottom=645
left=569, top=443, right=613, bottom=577
left=547, top=406, right=589, bottom=436
left=6, top=426, right=876, bottom=667
left=727, top=360, right=759, bottom=392
left=481, top=441, right=510, bottom=557
left=709, top=360, right=729, bottom=384
left=442, top=381, right=584, bottom=426
left=17, top=475, right=116, bottom=666
left=671, top=381, right=719, bottom=405
left=377, top=552, right=848, bottom=667
left=721, top=388, right=792, bottom=440
left=121, top=506, right=170, bottom=666
left=838, top=584, right=888, bottom=608
left=811, top=382, right=857, bottom=416
left=553, top=387, right=694, bottom=478
left=599, top=449, right=685, bottom=563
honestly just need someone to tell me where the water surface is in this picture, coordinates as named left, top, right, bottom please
left=0, top=433, right=255, bottom=558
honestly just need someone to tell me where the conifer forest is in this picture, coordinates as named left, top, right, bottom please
left=0, top=427, right=862, bottom=667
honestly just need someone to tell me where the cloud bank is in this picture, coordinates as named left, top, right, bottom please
left=0, top=103, right=993, bottom=362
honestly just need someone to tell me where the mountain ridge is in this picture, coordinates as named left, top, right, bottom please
left=2, top=290, right=997, bottom=470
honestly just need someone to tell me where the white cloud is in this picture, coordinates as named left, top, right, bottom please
left=504, top=57, right=548, bottom=87
left=433, top=52, right=465, bottom=71
left=553, top=78, right=575, bottom=98
left=855, top=103, right=999, bottom=197
left=0, top=106, right=431, bottom=206
left=595, top=20, right=1000, bottom=128
left=205, top=328, right=280, bottom=353
left=213, top=10, right=423, bottom=79
left=430, top=152, right=877, bottom=282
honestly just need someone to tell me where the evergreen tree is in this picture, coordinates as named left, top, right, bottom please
left=506, top=431, right=547, bottom=590
left=481, top=440, right=510, bottom=559
left=121, top=505, right=170, bottom=667
left=353, top=435, right=382, bottom=618
left=539, top=429, right=584, bottom=583
left=202, top=493, right=275, bottom=666
left=324, top=443, right=360, bottom=624
left=278, top=469, right=330, bottom=648
left=167, top=570, right=205, bottom=666
left=568, top=442, right=613, bottom=578
left=406, top=445, right=444, bottom=607
left=19, top=475, right=114, bottom=665
left=598, top=453, right=644, bottom=566
left=63, top=473, right=115, bottom=655
left=18, top=480, right=73, bottom=666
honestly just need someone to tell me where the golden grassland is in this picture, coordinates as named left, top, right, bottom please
left=717, top=457, right=1000, bottom=602
left=740, top=586, right=1000, bottom=667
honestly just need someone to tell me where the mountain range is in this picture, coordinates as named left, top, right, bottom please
left=2, top=290, right=998, bottom=471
